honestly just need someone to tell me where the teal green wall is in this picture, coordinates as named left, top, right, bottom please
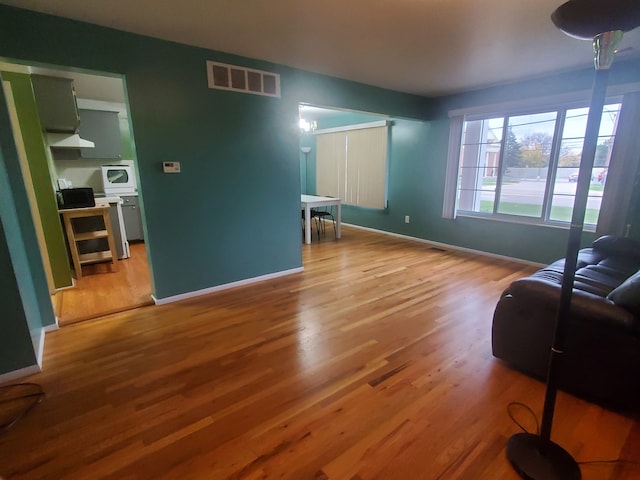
left=119, top=115, right=135, bottom=160
left=2, top=71, right=72, bottom=288
left=301, top=60, right=640, bottom=264
left=340, top=113, right=578, bottom=264
left=0, top=72, right=54, bottom=374
left=0, top=218, right=37, bottom=373
left=1, top=5, right=640, bottom=377
left=321, top=111, right=384, bottom=128
left=0, top=4, right=431, bottom=304
left=420, top=60, right=640, bottom=261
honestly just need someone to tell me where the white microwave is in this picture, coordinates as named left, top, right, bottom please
left=101, top=165, right=136, bottom=195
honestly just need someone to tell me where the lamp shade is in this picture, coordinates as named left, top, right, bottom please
left=551, top=0, right=640, bottom=39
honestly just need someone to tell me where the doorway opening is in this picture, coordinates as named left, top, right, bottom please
left=1, top=61, right=153, bottom=326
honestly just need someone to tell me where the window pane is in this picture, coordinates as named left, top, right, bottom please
left=549, top=103, right=621, bottom=224
left=496, top=112, right=557, bottom=217
left=458, top=118, right=503, bottom=213
left=454, top=102, right=621, bottom=227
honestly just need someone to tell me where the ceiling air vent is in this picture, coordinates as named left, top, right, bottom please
left=206, top=61, right=280, bottom=98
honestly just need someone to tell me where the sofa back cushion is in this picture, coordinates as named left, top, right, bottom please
left=593, top=235, right=640, bottom=261
left=607, top=269, right=640, bottom=316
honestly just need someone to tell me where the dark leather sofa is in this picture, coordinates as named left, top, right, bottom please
left=492, top=235, right=640, bottom=410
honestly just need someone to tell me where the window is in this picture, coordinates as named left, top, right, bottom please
left=451, top=102, right=621, bottom=226
left=315, top=122, right=389, bottom=209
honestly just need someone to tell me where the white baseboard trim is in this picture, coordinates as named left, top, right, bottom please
left=54, top=279, right=75, bottom=292
left=0, top=364, right=41, bottom=385
left=0, top=320, right=58, bottom=384
left=33, top=328, right=45, bottom=368
left=44, top=318, right=60, bottom=333
left=152, top=266, right=304, bottom=305
left=36, top=321, right=59, bottom=369
left=344, top=223, right=546, bottom=268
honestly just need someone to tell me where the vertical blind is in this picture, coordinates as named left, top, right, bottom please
left=315, top=132, right=345, bottom=198
left=315, top=124, right=388, bottom=209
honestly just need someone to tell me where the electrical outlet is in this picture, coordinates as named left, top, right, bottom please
left=405, top=215, right=410, bottom=223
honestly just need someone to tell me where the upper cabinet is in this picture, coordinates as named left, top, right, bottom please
left=31, top=75, right=80, bottom=133
left=78, top=109, right=122, bottom=159
left=31, top=74, right=125, bottom=160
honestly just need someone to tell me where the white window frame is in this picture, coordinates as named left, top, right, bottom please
left=443, top=88, right=639, bottom=229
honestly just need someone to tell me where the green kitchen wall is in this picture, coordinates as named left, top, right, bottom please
left=119, top=111, right=135, bottom=160
left=1, top=4, right=640, bottom=377
left=0, top=72, right=55, bottom=375
left=1, top=71, right=73, bottom=289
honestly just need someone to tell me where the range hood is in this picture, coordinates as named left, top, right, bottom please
left=47, top=133, right=95, bottom=149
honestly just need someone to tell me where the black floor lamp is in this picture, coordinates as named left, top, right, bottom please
left=506, top=1, right=640, bottom=479
left=301, top=146, right=311, bottom=194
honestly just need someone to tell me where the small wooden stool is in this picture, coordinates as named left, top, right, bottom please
left=59, top=203, right=119, bottom=279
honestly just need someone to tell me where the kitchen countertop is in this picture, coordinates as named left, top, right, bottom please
left=58, top=203, right=111, bottom=213
left=95, top=191, right=138, bottom=198
left=94, top=195, right=123, bottom=204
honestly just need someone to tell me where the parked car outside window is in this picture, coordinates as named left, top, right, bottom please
left=598, top=169, right=608, bottom=183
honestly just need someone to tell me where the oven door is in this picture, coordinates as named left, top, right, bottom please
left=102, top=166, right=136, bottom=194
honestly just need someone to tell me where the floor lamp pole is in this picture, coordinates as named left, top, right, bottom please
left=301, top=147, right=311, bottom=194
left=539, top=66, right=609, bottom=441
left=305, top=152, right=309, bottom=194
left=506, top=37, right=615, bottom=480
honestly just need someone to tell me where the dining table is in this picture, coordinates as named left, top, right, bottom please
left=301, top=194, right=342, bottom=244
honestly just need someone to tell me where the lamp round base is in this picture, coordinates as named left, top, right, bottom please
left=507, top=433, right=581, bottom=480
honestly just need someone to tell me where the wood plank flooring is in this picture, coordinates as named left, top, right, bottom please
left=1, top=226, right=638, bottom=479
left=54, top=242, right=153, bottom=326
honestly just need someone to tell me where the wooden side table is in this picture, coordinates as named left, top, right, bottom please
left=59, top=203, right=119, bottom=279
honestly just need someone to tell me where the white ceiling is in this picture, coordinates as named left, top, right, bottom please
left=2, top=0, right=640, bottom=97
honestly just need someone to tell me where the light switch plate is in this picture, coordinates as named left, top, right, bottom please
left=163, top=161, right=181, bottom=173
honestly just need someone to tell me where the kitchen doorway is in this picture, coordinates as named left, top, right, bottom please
left=1, top=61, right=153, bottom=326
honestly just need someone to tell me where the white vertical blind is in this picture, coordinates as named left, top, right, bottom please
left=316, top=124, right=388, bottom=209
left=345, top=126, right=387, bottom=208
left=443, top=115, right=463, bottom=219
left=316, top=132, right=345, bottom=198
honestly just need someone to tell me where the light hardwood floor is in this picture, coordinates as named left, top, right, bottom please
left=1, top=226, right=638, bottom=479
left=54, top=242, right=154, bottom=326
